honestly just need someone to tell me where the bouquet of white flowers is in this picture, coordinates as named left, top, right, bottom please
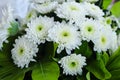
left=0, top=0, right=120, bottom=80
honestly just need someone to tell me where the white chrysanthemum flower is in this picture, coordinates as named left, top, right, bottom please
left=25, top=16, right=54, bottom=44
left=11, top=36, right=38, bottom=68
left=81, top=0, right=98, bottom=3
left=48, top=22, right=82, bottom=54
left=59, top=54, right=86, bottom=76
left=93, top=29, right=111, bottom=53
left=32, top=1, right=58, bottom=14
left=55, top=2, right=87, bottom=21
left=84, top=2, right=104, bottom=20
left=78, top=19, right=100, bottom=41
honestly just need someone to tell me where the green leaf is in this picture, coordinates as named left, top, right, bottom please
left=103, top=0, right=112, bottom=9
left=107, top=47, right=120, bottom=70
left=111, top=2, right=120, bottom=17
left=106, top=47, right=120, bottom=80
left=86, top=54, right=111, bottom=79
left=86, top=72, right=90, bottom=80
left=102, top=52, right=109, bottom=65
left=75, top=41, right=92, bottom=58
left=32, top=61, right=59, bottom=80
left=8, top=21, right=19, bottom=36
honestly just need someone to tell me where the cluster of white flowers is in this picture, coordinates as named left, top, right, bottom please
left=0, top=0, right=120, bottom=76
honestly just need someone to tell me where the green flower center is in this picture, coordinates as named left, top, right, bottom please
left=86, top=26, right=94, bottom=33
left=70, top=5, right=78, bottom=11
left=101, top=36, right=106, bottom=44
left=18, top=47, right=25, bottom=55
left=27, top=12, right=32, bottom=19
left=62, top=31, right=70, bottom=37
left=69, top=61, right=78, bottom=69
left=71, top=62, right=76, bottom=67
left=36, top=25, right=43, bottom=32
left=106, top=18, right=111, bottom=25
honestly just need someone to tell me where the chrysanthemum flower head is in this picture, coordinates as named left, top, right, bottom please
left=92, top=29, right=112, bottom=53
left=25, top=16, right=54, bottom=44
left=11, top=36, right=38, bottom=68
left=59, top=53, right=86, bottom=76
left=55, top=2, right=87, bottom=21
left=78, top=19, right=100, bottom=41
left=48, top=21, right=82, bottom=54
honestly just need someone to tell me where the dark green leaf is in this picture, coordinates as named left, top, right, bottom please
left=86, top=54, right=111, bottom=79
left=75, top=41, right=92, bottom=58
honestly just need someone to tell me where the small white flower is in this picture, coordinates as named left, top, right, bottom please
left=32, top=1, right=58, bottom=14
left=84, top=2, right=104, bottom=20
left=25, top=16, right=54, bottom=44
left=48, top=21, right=82, bottom=54
left=55, top=2, right=87, bottom=21
left=59, top=54, right=86, bottom=76
left=11, top=36, right=38, bottom=68
left=78, top=19, right=100, bottom=41
left=93, top=29, right=111, bottom=53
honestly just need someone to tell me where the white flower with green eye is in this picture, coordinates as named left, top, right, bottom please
left=78, top=19, right=100, bottom=41
left=55, top=2, right=87, bottom=21
left=48, top=21, right=82, bottom=54
left=11, top=36, right=38, bottom=68
left=92, top=29, right=112, bottom=53
left=32, top=1, right=58, bottom=14
left=59, top=54, right=86, bottom=76
left=25, top=16, right=54, bottom=44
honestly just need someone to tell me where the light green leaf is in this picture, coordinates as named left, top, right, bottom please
left=111, top=2, right=120, bottom=17
left=103, top=0, right=112, bottom=9
left=106, top=47, right=120, bottom=79
left=32, top=61, right=59, bottom=80
left=75, top=41, right=92, bottom=58
left=86, top=72, right=90, bottom=80
left=102, top=52, right=109, bottom=65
